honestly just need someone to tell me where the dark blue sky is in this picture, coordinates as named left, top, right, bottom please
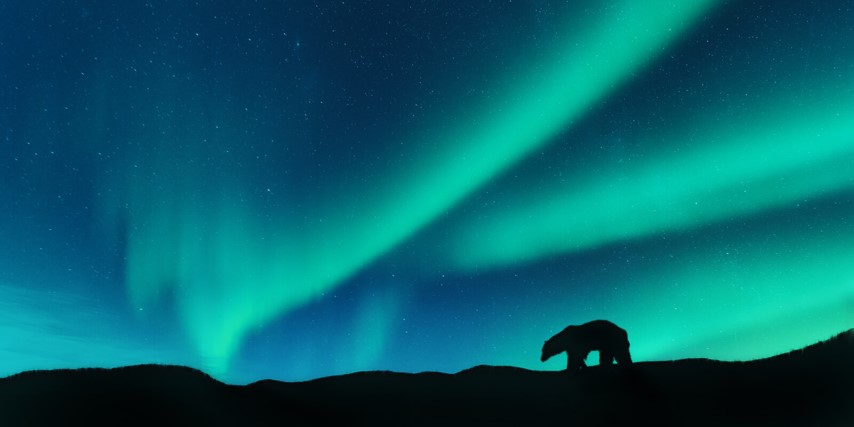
left=2, top=1, right=853, bottom=383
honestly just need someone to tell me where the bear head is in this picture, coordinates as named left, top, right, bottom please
left=541, top=336, right=563, bottom=362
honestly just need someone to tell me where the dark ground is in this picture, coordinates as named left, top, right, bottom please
left=1, top=329, right=852, bottom=426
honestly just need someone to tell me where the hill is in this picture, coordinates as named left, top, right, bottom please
left=1, top=329, right=852, bottom=425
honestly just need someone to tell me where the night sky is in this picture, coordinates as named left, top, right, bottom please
left=1, top=0, right=853, bottom=384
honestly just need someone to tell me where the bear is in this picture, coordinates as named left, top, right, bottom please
left=541, top=320, right=632, bottom=370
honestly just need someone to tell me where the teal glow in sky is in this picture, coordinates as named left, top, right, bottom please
left=1, top=0, right=852, bottom=384
left=108, top=0, right=720, bottom=375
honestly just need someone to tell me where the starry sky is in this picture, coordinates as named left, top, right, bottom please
left=1, top=0, right=853, bottom=384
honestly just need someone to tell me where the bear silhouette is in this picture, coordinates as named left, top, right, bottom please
left=541, top=320, right=632, bottom=370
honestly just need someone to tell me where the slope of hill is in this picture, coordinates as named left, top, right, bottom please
left=1, top=329, right=851, bottom=426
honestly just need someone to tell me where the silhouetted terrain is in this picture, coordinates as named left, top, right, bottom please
left=2, top=330, right=852, bottom=426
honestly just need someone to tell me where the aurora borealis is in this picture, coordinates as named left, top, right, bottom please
left=1, top=1, right=853, bottom=384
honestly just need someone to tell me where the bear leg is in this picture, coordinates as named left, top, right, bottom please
left=566, top=354, right=586, bottom=371
left=615, top=347, right=633, bottom=365
left=599, top=351, right=615, bottom=366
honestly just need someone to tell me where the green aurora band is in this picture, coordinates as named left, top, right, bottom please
left=449, top=88, right=854, bottom=270
left=114, top=0, right=720, bottom=376
left=443, top=84, right=854, bottom=371
left=511, top=217, right=854, bottom=371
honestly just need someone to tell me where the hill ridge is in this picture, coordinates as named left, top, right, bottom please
left=1, top=328, right=851, bottom=426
